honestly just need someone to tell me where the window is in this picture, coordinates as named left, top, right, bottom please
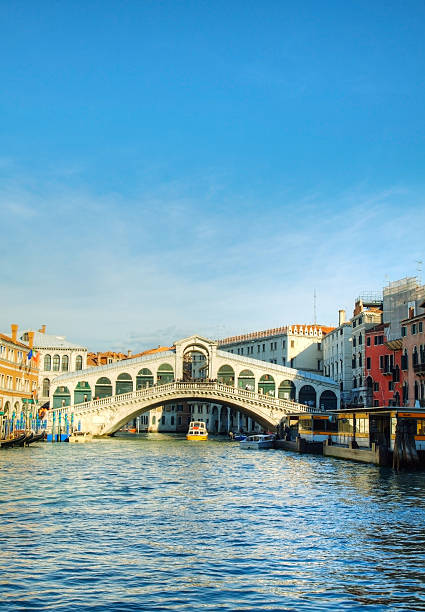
left=76, top=355, right=83, bottom=370
left=359, top=317, right=363, bottom=325
left=401, top=326, right=407, bottom=337
left=42, top=378, right=50, bottom=397
left=290, top=341, right=294, bottom=348
left=161, top=415, right=166, bottom=425
left=44, top=354, right=51, bottom=371
left=379, top=355, right=384, bottom=369
left=62, top=355, right=69, bottom=371
left=366, top=357, right=371, bottom=370
left=367, top=336, right=371, bottom=346
left=374, top=381, right=379, bottom=391
left=171, top=416, right=175, bottom=426
left=358, top=333, right=362, bottom=345
left=353, top=336, right=356, bottom=347
left=412, top=324, right=417, bottom=335
left=419, top=322, right=423, bottom=333
left=257, top=345, right=260, bottom=352
left=263, top=344, right=265, bottom=352
left=53, top=355, right=60, bottom=371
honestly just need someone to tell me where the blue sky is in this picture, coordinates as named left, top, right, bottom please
left=1, top=1, right=425, bottom=351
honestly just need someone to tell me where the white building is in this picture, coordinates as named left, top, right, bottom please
left=322, top=310, right=353, bottom=405
left=20, top=326, right=88, bottom=407
left=218, top=324, right=333, bottom=373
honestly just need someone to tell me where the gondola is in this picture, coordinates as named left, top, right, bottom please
left=23, top=432, right=34, bottom=446
left=0, top=433, right=27, bottom=449
left=26, top=431, right=46, bottom=445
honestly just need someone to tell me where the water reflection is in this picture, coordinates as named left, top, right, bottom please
left=1, top=436, right=425, bottom=610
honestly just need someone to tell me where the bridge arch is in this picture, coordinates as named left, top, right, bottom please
left=53, top=385, right=71, bottom=408
left=278, top=379, right=295, bottom=400
left=237, top=369, right=255, bottom=390
left=136, top=368, right=154, bottom=389
left=258, top=374, right=275, bottom=396
left=319, top=390, right=337, bottom=411
left=116, top=373, right=133, bottom=395
left=299, top=384, right=316, bottom=408
left=157, top=363, right=174, bottom=385
left=74, top=381, right=92, bottom=404
left=217, top=365, right=235, bottom=386
left=95, top=377, right=112, bottom=398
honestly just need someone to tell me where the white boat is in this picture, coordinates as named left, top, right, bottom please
left=68, top=431, right=93, bottom=443
left=186, top=421, right=208, bottom=441
left=239, top=434, right=275, bottom=450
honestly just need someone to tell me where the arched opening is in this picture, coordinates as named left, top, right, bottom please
left=278, top=379, right=295, bottom=400
left=136, top=368, right=154, bottom=389
left=116, top=373, right=133, bottom=395
left=53, top=354, right=60, bottom=372
left=4, top=401, right=10, bottom=418
left=258, top=374, right=275, bottom=396
left=182, top=342, right=211, bottom=381
left=95, top=377, right=112, bottom=399
left=62, top=355, right=69, bottom=371
left=319, top=390, right=337, bottom=411
left=75, top=355, right=83, bottom=371
left=74, top=381, right=92, bottom=404
left=44, top=354, right=51, bottom=371
left=157, top=364, right=174, bottom=385
left=217, top=365, right=235, bottom=386
left=53, top=386, right=71, bottom=409
left=299, top=384, right=316, bottom=407
left=42, top=378, right=50, bottom=397
left=237, top=369, right=255, bottom=391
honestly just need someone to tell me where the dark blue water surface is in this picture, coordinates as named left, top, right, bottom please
left=1, top=435, right=425, bottom=611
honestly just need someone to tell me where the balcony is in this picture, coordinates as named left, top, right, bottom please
left=413, top=363, right=425, bottom=376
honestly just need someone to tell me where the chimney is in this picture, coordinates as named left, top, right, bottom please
left=39, top=325, right=46, bottom=334
left=28, top=331, right=34, bottom=349
left=97, top=351, right=102, bottom=366
left=11, top=324, right=18, bottom=343
left=338, top=310, right=346, bottom=326
left=128, top=350, right=132, bottom=358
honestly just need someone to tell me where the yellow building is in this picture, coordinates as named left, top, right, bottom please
left=0, top=325, right=39, bottom=424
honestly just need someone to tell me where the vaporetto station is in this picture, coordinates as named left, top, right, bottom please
left=47, top=335, right=340, bottom=435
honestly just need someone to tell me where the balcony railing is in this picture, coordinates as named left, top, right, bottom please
left=413, top=363, right=425, bottom=375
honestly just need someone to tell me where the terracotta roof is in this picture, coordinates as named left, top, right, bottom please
left=132, top=346, right=173, bottom=358
left=0, top=332, right=29, bottom=349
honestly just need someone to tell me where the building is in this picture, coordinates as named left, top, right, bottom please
left=218, top=324, right=334, bottom=372
left=364, top=324, right=402, bottom=407
left=0, top=325, right=39, bottom=425
left=384, top=277, right=425, bottom=341
left=401, top=300, right=425, bottom=407
left=322, top=310, right=353, bottom=405
left=350, top=296, right=383, bottom=406
left=20, top=326, right=88, bottom=408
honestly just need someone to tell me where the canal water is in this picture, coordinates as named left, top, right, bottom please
left=1, top=435, right=425, bottom=611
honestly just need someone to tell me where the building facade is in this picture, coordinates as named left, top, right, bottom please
left=0, top=325, right=39, bottom=425
left=218, top=324, right=333, bottom=372
left=364, top=324, right=402, bottom=407
left=322, top=310, right=353, bottom=405
left=20, top=326, right=88, bottom=408
left=401, top=300, right=425, bottom=407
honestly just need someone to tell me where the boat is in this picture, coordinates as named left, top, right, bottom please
left=239, top=434, right=275, bottom=450
left=233, top=433, right=247, bottom=442
left=0, top=433, right=27, bottom=449
left=186, top=421, right=208, bottom=441
left=68, top=431, right=93, bottom=443
left=26, top=431, right=46, bottom=445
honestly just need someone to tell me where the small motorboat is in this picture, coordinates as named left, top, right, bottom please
left=233, top=433, right=247, bottom=442
left=68, top=431, right=93, bottom=443
left=186, top=421, right=208, bottom=441
left=239, top=434, right=275, bottom=450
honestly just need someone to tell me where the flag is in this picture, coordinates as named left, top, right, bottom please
left=32, top=351, right=40, bottom=367
left=27, top=349, right=33, bottom=360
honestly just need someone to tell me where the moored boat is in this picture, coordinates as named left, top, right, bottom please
left=186, top=421, right=208, bottom=441
left=0, top=433, right=27, bottom=449
left=68, top=431, right=93, bottom=443
left=239, top=434, right=275, bottom=450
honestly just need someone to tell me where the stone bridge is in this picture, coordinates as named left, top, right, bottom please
left=47, top=335, right=339, bottom=435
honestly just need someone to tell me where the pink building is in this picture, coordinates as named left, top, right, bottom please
left=401, top=300, right=425, bottom=406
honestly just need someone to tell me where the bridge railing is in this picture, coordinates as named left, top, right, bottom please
left=48, top=381, right=321, bottom=423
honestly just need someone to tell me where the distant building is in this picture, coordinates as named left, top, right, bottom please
left=322, top=310, right=353, bottom=405
left=20, top=326, right=88, bottom=408
left=0, top=324, right=39, bottom=420
left=364, top=324, right=402, bottom=407
left=218, top=324, right=333, bottom=373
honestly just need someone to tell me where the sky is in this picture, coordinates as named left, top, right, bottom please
left=1, top=0, right=425, bottom=351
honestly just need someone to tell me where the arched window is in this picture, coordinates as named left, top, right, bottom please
left=258, top=374, right=275, bottom=396
left=53, top=354, right=60, bottom=371
left=62, top=355, right=69, bottom=371
left=42, top=378, right=50, bottom=397
left=75, top=355, right=83, bottom=371
left=44, top=354, right=51, bottom=371
left=157, top=364, right=174, bottom=385
left=217, top=365, right=235, bottom=386
left=116, top=373, right=133, bottom=395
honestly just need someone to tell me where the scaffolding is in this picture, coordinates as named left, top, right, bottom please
left=383, top=277, right=425, bottom=341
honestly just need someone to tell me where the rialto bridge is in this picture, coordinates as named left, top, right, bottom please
left=47, top=335, right=340, bottom=435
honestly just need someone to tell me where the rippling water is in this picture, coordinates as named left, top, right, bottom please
left=1, top=435, right=425, bottom=611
